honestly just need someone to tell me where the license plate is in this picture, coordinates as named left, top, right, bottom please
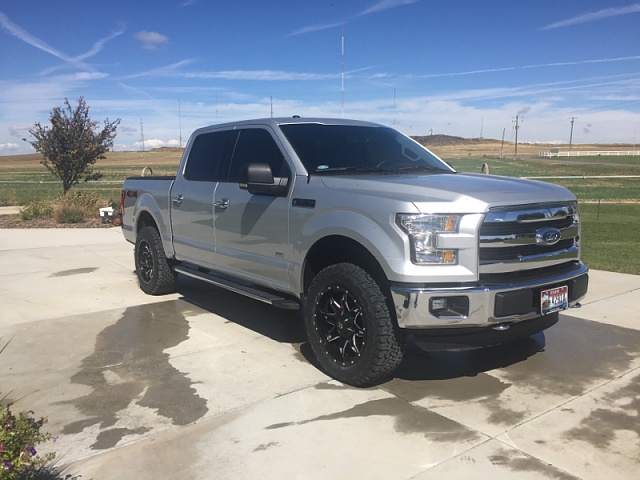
left=541, top=285, right=569, bottom=315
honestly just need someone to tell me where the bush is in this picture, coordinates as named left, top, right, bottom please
left=20, top=202, right=53, bottom=221
left=54, top=206, right=85, bottom=224
left=0, top=405, right=56, bottom=479
left=2, top=339, right=56, bottom=479
left=53, top=191, right=108, bottom=224
left=58, top=191, right=103, bottom=216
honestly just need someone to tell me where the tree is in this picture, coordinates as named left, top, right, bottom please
left=30, top=97, right=120, bottom=194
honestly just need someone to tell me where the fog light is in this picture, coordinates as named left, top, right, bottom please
left=431, top=298, right=448, bottom=310
left=429, top=296, right=470, bottom=318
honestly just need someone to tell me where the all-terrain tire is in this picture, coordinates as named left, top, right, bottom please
left=305, top=263, right=404, bottom=387
left=135, top=226, right=178, bottom=295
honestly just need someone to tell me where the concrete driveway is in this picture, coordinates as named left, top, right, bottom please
left=1, top=228, right=638, bottom=480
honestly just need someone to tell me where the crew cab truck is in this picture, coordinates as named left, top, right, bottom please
left=121, top=117, right=588, bottom=387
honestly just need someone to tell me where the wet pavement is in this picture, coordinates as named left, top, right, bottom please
left=1, top=228, right=639, bottom=479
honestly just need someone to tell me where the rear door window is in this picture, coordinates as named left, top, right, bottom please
left=184, top=130, right=236, bottom=182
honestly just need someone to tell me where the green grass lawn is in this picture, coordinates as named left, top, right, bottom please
left=0, top=164, right=177, bottom=206
left=579, top=203, right=640, bottom=275
left=448, top=156, right=640, bottom=275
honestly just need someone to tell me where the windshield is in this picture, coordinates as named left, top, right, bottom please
left=279, top=124, right=454, bottom=175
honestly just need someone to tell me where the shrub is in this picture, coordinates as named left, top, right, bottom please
left=0, top=404, right=56, bottom=479
left=53, top=190, right=108, bottom=224
left=58, top=191, right=103, bottom=216
left=20, top=202, right=53, bottom=221
left=2, top=339, right=56, bottom=479
left=54, top=206, right=85, bottom=224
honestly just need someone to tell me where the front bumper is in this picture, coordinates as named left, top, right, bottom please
left=390, top=262, right=588, bottom=330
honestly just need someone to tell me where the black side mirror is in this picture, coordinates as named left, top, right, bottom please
left=240, top=163, right=288, bottom=196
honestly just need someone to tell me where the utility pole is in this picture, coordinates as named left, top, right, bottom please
left=393, top=88, right=397, bottom=125
left=513, top=115, right=520, bottom=160
left=500, top=128, right=505, bottom=158
left=569, top=117, right=577, bottom=149
left=140, top=119, right=145, bottom=152
left=178, top=97, right=182, bottom=148
left=341, top=25, right=345, bottom=118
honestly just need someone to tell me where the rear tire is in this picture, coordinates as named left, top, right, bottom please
left=305, top=263, right=404, bottom=387
left=135, top=226, right=177, bottom=295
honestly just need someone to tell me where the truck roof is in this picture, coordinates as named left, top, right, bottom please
left=197, top=117, right=385, bottom=131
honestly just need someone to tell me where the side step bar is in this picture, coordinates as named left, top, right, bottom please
left=174, top=265, right=300, bottom=310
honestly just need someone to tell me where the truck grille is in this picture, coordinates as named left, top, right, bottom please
left=478, top=202, right=581, bottom=278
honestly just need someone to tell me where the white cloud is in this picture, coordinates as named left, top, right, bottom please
left=0, top=12, right=124, bottom=73
left=0, top=142, right=18, bottom=152
left=134, top=31, right=169, bottom=49
left=122, top=59, right=195, bottom=79
left=181, top=70, right=338, bottom=81
left=358, top=0, right=419, bottom=17
left=288, top=0, right=419, bottom=36
left=287, top=21, right=344, bottom=36
left=541, top=3, right=640, bottom=30
left=134, top=138, right=180, bottom=150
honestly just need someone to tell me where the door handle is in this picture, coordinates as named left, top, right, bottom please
left=214, top=198, right=229, bottom=209
left=171, top=194, right=184, bottom=206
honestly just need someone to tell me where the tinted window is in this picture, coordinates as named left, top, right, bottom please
left=280, top=124, right=451, bottom=174
left=184, top=130, right=235, bottom=181
left=227, top=128, right=289, bottom=182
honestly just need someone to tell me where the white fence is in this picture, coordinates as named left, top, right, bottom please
left=539, top=150, right=640, bottom=157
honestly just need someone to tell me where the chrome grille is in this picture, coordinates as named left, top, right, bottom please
left=479, top=202, right=580, bottom=274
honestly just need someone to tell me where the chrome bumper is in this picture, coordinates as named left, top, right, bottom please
left=390, top=263, right=588, bottom=329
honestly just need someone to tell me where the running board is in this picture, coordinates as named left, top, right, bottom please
left=174, top=265, right=300, bottom=310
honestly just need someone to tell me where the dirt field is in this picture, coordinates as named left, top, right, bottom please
left=4, top=140, right=636, bottom=168
left=1, top=147, right=184, bottom=169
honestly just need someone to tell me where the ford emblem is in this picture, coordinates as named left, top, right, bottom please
left=536, top=227, right=561, bottom=246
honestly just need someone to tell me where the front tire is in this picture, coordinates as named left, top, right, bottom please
left=305, top=263, right=404, bottom=387
left=135, top=226, right=177, bottom=295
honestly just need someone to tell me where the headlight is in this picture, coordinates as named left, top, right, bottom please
left=397, top=214, right=461, bottom=264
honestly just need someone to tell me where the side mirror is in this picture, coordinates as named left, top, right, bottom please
left=240, top=163, right=288, bottom=196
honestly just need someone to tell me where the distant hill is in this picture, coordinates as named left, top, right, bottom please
left=411, top=134, right=500, bottom=146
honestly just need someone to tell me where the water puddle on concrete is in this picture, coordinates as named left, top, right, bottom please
left=488, top=448, right=577, bottom=479
left=384, top=315, right=640, bottom=429
left=266, top=396, right=480, bottom=442
left=50, top=267, right=98, bottom=277
left=61, top=300, right=208, bottom=449
left=564, top=371, right=640, bottom=448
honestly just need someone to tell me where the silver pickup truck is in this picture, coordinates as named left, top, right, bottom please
left=121, top=117, right=588, bottom=386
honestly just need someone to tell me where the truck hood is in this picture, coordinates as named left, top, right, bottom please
left=319, top=172, right=576, bottom=212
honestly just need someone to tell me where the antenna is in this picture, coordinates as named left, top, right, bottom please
left=341, top=24, right=345, bottom=118
left=140, top=118, right=145, bottom=152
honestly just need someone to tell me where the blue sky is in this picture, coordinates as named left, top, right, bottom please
left=1, top=0, right=639, bottom=154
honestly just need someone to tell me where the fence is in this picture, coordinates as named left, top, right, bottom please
left=539, top=150, right=640, bottom=157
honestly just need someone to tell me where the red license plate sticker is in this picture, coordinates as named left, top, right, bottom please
left=541, top=285, right=569, bottom=315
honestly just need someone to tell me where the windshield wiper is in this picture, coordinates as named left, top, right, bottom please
left=395, top=165, right=450, bottom=174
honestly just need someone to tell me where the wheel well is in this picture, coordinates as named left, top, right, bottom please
left=136, top=211, right=158, bottom=233
left=302, top=235, right=389, bottom=295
